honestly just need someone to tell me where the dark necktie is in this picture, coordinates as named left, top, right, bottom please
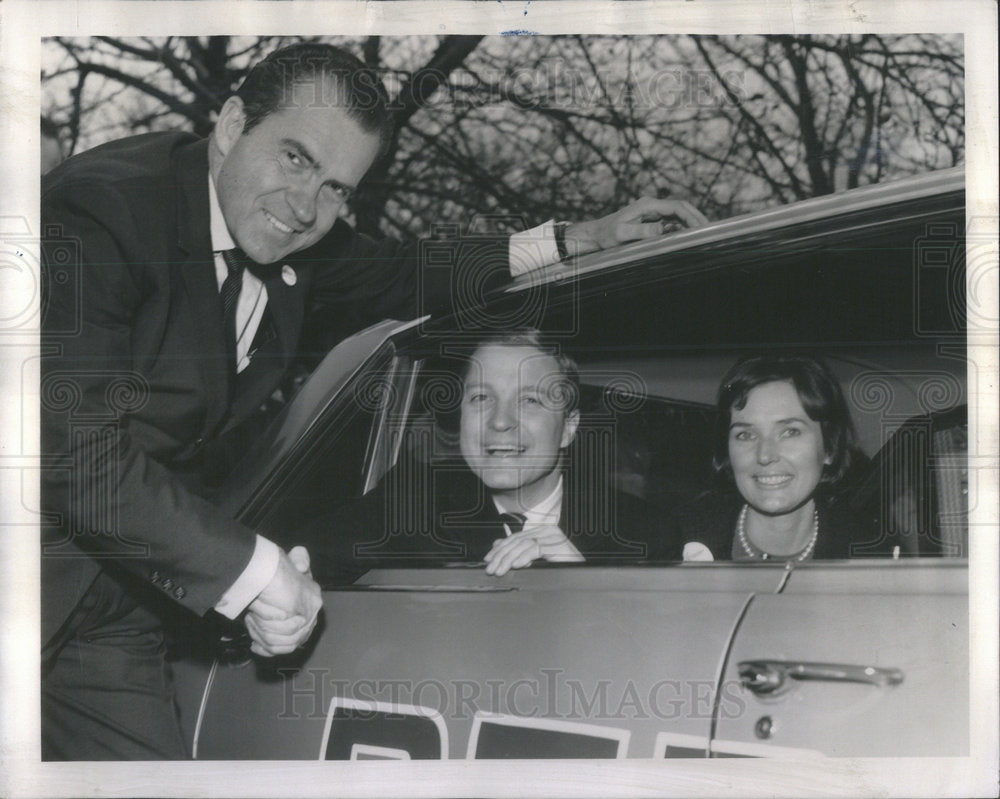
left=498, top=512, right=526, bottom=534
left=220, top=248, right=253, bottom=366
left=220, top=248, right=247, bottom=337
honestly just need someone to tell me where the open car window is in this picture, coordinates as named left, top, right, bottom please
left=248, top=342, right=967, bottom=584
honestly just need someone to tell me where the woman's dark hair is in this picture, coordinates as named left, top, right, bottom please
left=712, top=354, right=860, bottom=488
left=234, top=43, right=393, bottom=157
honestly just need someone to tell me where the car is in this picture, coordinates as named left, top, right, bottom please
left=170, top=167, right=969, bottom=762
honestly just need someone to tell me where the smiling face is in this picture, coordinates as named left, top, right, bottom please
left=210, top=83, right=382, bottom=264
left=459, top=344, right=580, bottom=509
left=728, top=380, right=830, bottom=517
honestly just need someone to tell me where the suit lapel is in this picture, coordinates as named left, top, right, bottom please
left=173, top=139, right=232, bottom=436
left=436, top=469, right=504, bottom=560
left=260, top=267, right=306, bottom=367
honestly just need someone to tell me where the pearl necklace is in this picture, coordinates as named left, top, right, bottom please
left=736, top=504, right=819, bottom=562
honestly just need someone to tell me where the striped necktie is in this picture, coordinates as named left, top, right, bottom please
left=220, top=248, right=246, bottom=317
left=220, top=248, right=247, bottom=357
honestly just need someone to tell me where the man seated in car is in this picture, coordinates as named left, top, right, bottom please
left=306, top=329, right=679, bottom=580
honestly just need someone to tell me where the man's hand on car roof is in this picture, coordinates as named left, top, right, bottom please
left=563, top=197, right=709, bottom=257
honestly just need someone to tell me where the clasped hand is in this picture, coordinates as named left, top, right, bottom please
left=245, top=546, right=322, bottom=657
left=484, top=525, right=584, bottom=576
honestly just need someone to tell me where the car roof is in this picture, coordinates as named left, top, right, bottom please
left=509, top=166, right=965, bottom=291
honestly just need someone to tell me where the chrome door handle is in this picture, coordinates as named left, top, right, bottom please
left=738, top=660, right=904, bottom=695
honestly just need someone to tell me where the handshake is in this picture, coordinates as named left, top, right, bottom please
left=245, top=546, right=323, bottom=657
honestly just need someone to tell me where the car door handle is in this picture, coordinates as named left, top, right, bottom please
left=738, top=660, right=904, bottom=695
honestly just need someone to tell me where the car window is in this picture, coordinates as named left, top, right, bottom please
left=248, top=344, right=398, bottom=539
left=363, top=358, right=720, bottom=558
left=851, top=404, right=969, bottom=557
left=252, top=336, right=968, bottom=579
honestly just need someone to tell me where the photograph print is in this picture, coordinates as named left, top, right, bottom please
left=6, top=14, right=993, bottom=798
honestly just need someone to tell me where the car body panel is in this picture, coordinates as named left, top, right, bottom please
left=715, top=561, right=968, bottom=757
left=192, top=566, right=791, bottom=760
left=182, top=561, right=968, bottom=760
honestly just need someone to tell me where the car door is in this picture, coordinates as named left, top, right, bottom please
left=191, top=565, right=790, bottom=760
left=712, top=561, right=968, bottom=758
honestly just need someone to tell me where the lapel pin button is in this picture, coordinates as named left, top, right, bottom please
left=281, top=265, right=296, bottom=286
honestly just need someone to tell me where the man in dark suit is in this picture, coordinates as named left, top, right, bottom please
left=40, top=43, right=703, bottom=759
left=462, top=330, right=641, bottom=574
left=314, top=329, right=678, bottom=580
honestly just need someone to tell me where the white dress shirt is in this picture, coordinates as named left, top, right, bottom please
left=209, top=176, right=269, bottom=374
left=493, top=477, right=584, bottom=560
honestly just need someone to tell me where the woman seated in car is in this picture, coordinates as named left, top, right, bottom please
left=667, top=354, right=874, bottom=562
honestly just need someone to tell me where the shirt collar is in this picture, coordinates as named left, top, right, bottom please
left=208, top=172, right=236, bottom=253
left=493, top=476, right=563, bottom=527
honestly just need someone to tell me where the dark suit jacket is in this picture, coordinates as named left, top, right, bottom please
left=39, top=132, right=505, bottom=641
left=660, top=488, right=876, bottom=561
left=297, top=463, right=683, bottom=585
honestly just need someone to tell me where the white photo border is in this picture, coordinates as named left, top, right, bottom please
left=1, top=2, right=996, bottom=797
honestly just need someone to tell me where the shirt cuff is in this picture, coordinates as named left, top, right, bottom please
left=509, top=220, right=560, bottom=277
left=540, top=534, right=584, bottom=562
left=682, top=541, right=715, bottom=562
left=214, top=535, right=281, bottom=619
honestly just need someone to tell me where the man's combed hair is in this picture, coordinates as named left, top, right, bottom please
left=234, top=42, right=394, bottom=156
left=461, top=328, right=580, bottom=413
